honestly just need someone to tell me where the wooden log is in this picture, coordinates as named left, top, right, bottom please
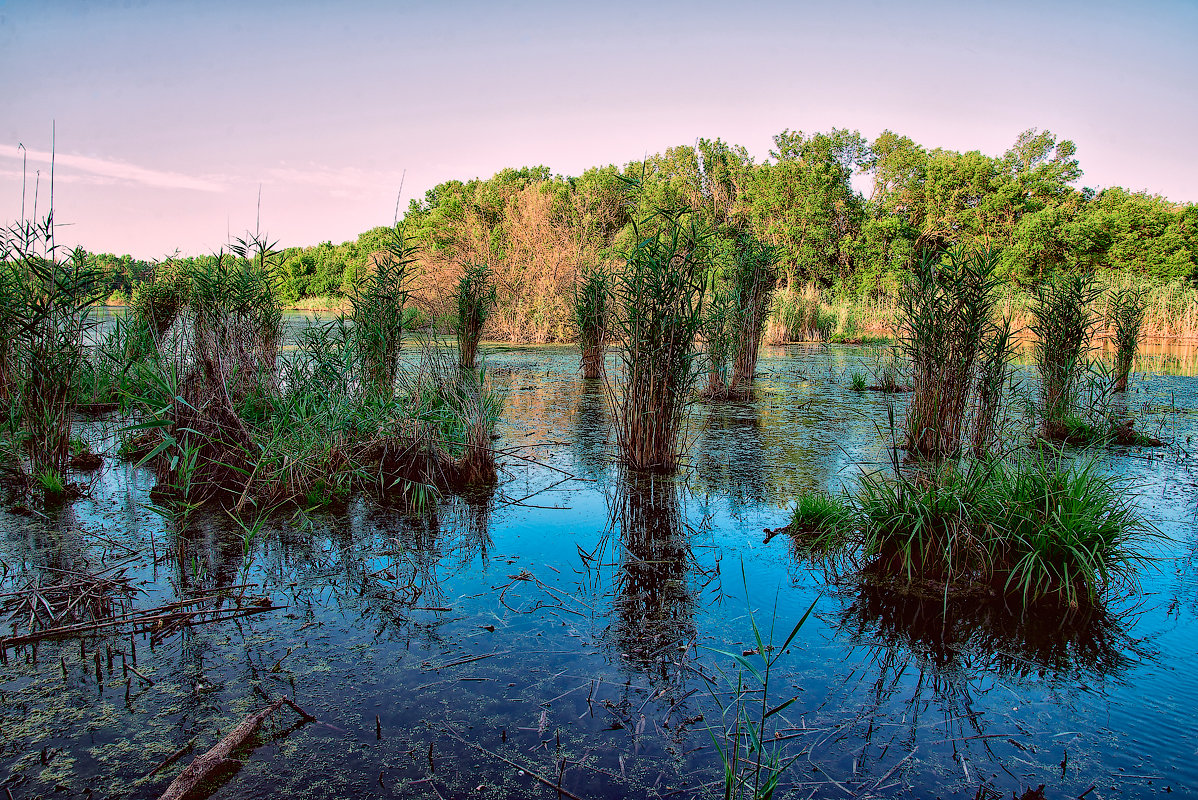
left=156, top=697, right=314, bottom=800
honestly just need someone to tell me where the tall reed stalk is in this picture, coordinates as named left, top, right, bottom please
left=353, top=223, right=417, bottom=397
left=1031, top=271, right=1101, bottom=439
left=606, top=207, right=710, bottom=471
left=901, top=245, right=1002, bottom=460
left=1107, top=286, right=1146, bottom=392
left=727, top=233, right=779, bottom=399
left=0, top=214, right=105, bottom=490
left=455, top=262, right=496, bottom=369
left=572, top=266, right=608, bottom=379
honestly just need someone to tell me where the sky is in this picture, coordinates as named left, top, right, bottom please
left=1, top=0, right=1195, bottom=259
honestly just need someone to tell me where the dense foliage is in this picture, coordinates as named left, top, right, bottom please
left=84, top=129, right=1196, bottom=339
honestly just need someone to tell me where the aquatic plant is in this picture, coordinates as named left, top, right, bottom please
left=705, top=577, right=816, bottom=800
left=849, top=371, right=866, bottom=392
left=572, top=265, right=608, bottom=379
left=455, top=262, right=497, bottom=369
left=1107, top=286, right=1146, bottom=392
left=352, top=223, right=417, bottom=398
left=833, top=454, right=1154, bottom=608
left=1031, top=271, right=1101, bottom=439
left=969, top=313, right=1017, bottom=458
left=606, top=206, right=710, bottom=471
left=726, top=233, right=780, bottom=398
left=0, top=213, right=106, bottom=492
left=901, top=245, right=1003, bottom=459
left=699, top=268, right=736, bottom=398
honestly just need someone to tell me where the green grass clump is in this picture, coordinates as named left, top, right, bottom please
left=846, top=456, right=1153, bottom=608
left=455, top=262, right=497, bottom=369
left=572, top=266, right=608, bottom=379
left=1107, top=286, right=1146, bottom=392
left=980, top=457, right=1150, bottom=608
left=849, top=372, right=866, bottom=392
left=1032, top=271, right=1101, bottom=439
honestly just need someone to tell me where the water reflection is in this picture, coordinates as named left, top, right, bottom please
left=572, top=378, right=610, bottom=480
left=693, top=403, right=768, bottom=508
left=835, top=585, right=1142, bottom=683
left=607, top=470, right=696, bottom=689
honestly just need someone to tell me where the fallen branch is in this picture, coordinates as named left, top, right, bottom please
left=157, top=696, right=315, bottom=800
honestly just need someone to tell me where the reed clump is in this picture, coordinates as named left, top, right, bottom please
left=455, top=262, right=497, bottom=369
left=572, top=266, right=608, bottom=379
left=0, top=214, right=105, bottom=497
left=121, top=233, right=502, bottom=511
left=901, top=245, right=1012, bottom=460
left=727, top=234, right=780, bottom=398
left=353, top=223, right=417, bottom=398
left=606, top=206, right=711, bottom=471
left=1031, top=271, right=1102, bottom=441
left=1107, top=286, right=1147, bottom=392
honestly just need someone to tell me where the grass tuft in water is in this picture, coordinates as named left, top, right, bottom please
left=572, top=266, right=608, bottom=379
left=1107, top=286, right=1147, bottom=393
left=455, top=262, right=497, bottom=370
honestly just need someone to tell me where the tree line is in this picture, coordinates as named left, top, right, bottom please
left=87, top=128, right=1197, bottom=322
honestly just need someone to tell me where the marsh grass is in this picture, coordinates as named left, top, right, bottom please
left=720, top=234, right=782, bottom=399
left=455, top=262, right=497, bottom=369
left=353, top=223, right=417, bottom=398
left=901, top=246, right=1003, bottom=460
left=1107, top=286, right=1147, bottom=392
left=0, top=214, right=106, bottom=495
left=1032, top=271, right=1102, bottom=440
left=606, top=205, right=710, bottom=471
left=572, top=266, right=608, bottom=379
left=797, top=453, right=1155, bottom=609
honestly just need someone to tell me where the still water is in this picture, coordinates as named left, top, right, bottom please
left=2, top=320, right=1197, bottom=799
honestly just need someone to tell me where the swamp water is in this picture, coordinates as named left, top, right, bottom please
left=3, top=324, right=1198, bottom=799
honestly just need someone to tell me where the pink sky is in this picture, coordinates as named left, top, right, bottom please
left=2, top=0, right=1195, bottom=259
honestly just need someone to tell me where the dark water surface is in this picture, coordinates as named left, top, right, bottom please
left=2, top=329, right=1197, bottom=799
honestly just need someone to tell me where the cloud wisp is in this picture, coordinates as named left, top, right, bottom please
left=0, top=144, right=228, bottom=193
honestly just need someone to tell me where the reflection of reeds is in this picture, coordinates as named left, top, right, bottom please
left=837, top=582, right=1137, bottom=682
left=610, top=470, right=695, bottom=679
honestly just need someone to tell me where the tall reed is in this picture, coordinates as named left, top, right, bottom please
left=969, top=313, right=1017, bottom=458
left=353, top=223, right=417, bottom=397
left=901, top=245, right=1002, bottom=460
left=1031, top=271, right=1101, bottom=439
left=606, top=207, right=710, bottom=471
left=1107, top=286, right=1146, bottom=392
left=698, top=270, right=734, bottom=398
left=727, top=233, right=779, bottom=398
left=0, top=214, right=105, bottom=490
left=572, top=266, right=608, bottom=379
left=454, top=262, right=496, bottom=369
